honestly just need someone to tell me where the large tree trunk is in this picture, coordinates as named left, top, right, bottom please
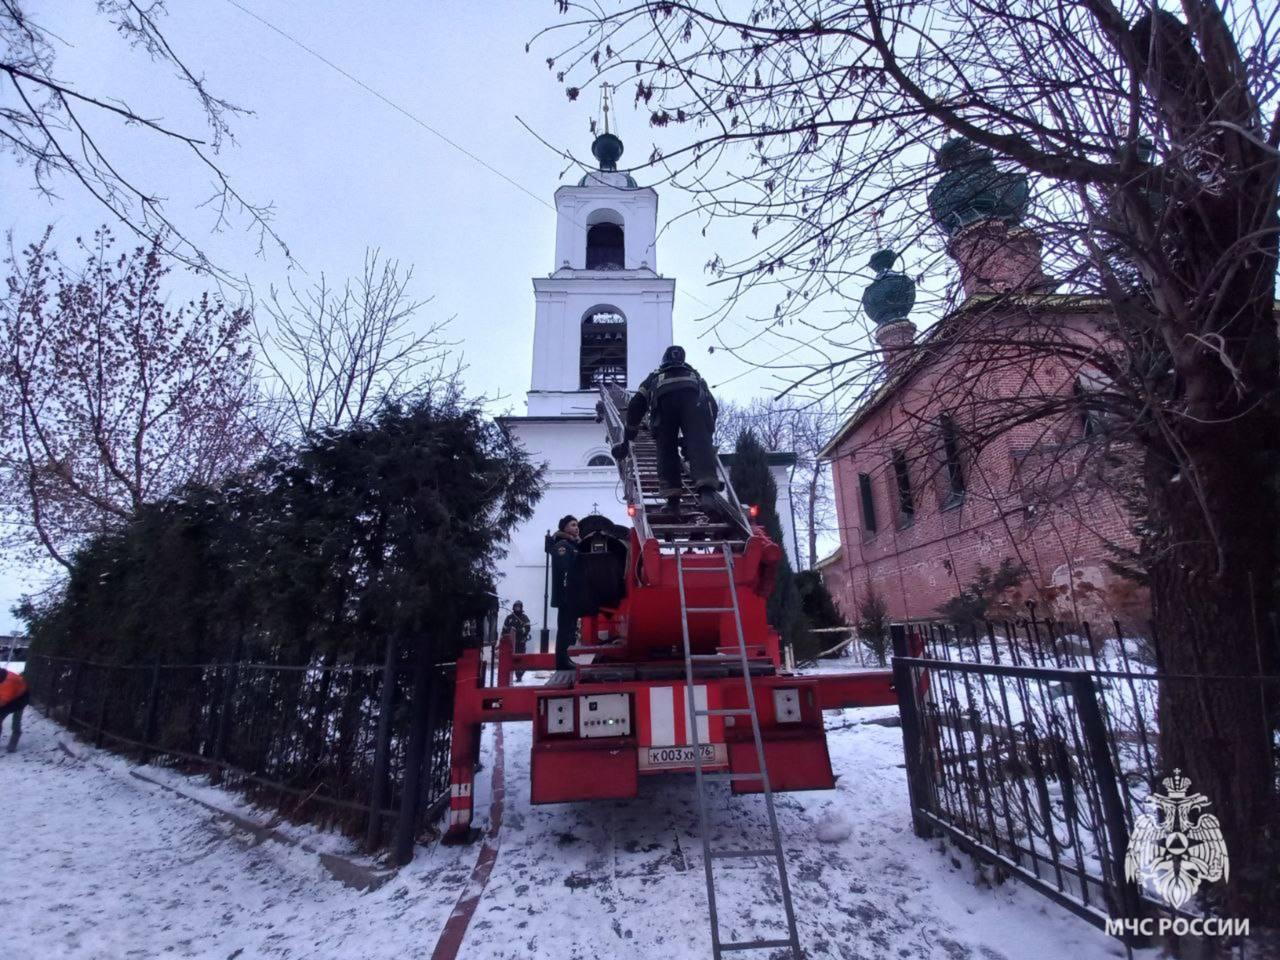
left=1146, top=298, right=1279, bottom=921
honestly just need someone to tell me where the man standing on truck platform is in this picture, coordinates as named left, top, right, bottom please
left=613, top=345, right=721, bottom=513
left=546, top=516, right=580, bottom=672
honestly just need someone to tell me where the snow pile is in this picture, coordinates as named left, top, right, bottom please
left=813, top=809, right=853, bottom=843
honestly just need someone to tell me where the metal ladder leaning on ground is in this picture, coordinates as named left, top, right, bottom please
left=675, top=545, right=802, bottom=959
left=598, top=384, right=802, bottom=959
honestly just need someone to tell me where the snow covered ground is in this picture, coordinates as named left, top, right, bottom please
left=5, top=701, right=1131, bottom=959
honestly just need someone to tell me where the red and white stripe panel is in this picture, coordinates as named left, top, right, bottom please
left=447, top=775, right=472, bottom=828
left=639, top=683, right=724, bottom=747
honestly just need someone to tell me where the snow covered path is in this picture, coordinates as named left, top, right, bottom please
left=5, top=705, right=1127, bottom=959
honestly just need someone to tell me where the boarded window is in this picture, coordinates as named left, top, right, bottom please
left=580, top=310, right=627, bottom=389
left=940, top=415, right=966, bottom=503
left=858, top=472, right=878, bottom=533
left=586, top=222, right=625, bottom=269
left=892, top=450, right=914, bottom=523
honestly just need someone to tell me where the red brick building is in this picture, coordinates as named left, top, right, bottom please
left=818, top=140, right=1147, bottom=627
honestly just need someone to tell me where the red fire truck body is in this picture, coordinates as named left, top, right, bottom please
left=443, top=520, right=896, bottom=840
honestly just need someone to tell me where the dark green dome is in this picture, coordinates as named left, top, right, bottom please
left=591, top=132, right=624, bottom=171
left=862, top=250, right=915, bottom=326
left=927, top=138, right=1029, bottom=235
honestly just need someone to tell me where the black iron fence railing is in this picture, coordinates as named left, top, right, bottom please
left=890, top=618, right=1276, bottom=950
left=24, top=648, right=462, bottom=861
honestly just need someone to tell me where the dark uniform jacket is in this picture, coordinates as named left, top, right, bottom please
left=501, top=611, right=531, bottom=641
left=546, top=531, right=580, bottom=610
left=625, top=361, right=718, bottom=436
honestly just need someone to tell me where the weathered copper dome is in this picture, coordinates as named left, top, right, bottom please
left=927, top=138, right=1029, bottom=235
left=862, top=250, right=915, bottom=326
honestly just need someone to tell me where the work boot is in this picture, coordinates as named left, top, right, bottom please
left=660, top=487, right=683, bottom=513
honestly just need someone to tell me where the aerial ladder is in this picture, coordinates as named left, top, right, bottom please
left=443, top=383, right=898, bottom=958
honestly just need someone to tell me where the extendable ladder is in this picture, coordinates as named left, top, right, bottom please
left=597, top=383, right=802, bottom=957
left=676, top=544, right=802, bottom=959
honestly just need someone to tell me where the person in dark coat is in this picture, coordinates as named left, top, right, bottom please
left=502, top=601, right=533, bottom=680
left=0, top=667, right=29, bottom=753
left=546, top=515, right=581, bottom=670
left=613, top=345, right=720, bottom=512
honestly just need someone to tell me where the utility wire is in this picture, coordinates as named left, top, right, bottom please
left=224, top=0, right=555, bottom=214
left=222, top=1, right=725, bottom=314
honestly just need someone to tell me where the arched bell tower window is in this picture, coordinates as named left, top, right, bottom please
left=585, top=210, right=625, bottom=269
left=580, top=307, right=627, bottom=389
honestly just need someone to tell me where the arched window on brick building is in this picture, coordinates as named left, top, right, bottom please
left=580, top=307, right=627, bottom=388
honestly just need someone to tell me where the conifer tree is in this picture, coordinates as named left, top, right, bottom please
left=729, top=430, right=810, bottom=659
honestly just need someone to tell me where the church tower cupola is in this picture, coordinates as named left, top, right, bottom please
left=528, top=98, right=674, bottom=415
left=928, top=137, right=1047, bottom=297
left=862, top=249, right=917, bottom=372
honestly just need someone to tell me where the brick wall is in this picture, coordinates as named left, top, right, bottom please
left=826, top=304, right=1149, bottom=628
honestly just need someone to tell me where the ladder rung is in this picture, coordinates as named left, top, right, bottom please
left=679, top=565, right=730, bottom=572
left=696, top=708, right=751, bottom=717
left=709, top=847, right=776, bottom=859
left=689, top=654, right=739, bottom=662
left=702, top=772, right=763, bottom=782
left=721, top=939, right=795, bottom=952
left=686, top=606, right=735, bottom=613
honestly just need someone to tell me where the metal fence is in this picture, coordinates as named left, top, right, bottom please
left=891, top=613, right=1276, bottom=948
left=25, top=648, right=459, bottom=859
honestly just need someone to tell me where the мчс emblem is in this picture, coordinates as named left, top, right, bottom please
left=1125, top=769, right=1229, bottom=909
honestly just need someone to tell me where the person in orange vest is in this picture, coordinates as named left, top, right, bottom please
left=0, top=667, right=28, bottom=752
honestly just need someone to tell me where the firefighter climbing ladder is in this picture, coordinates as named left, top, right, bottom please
left=597, top=384, right=801, bottom=958
left=676, top=546, right=802, bottom=959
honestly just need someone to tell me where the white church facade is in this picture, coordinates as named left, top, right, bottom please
left=495, top=134, right=797, bottom=647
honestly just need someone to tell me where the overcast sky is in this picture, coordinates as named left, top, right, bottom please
left=2, top=1, right=886, bottom=631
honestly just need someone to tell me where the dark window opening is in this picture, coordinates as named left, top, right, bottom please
left=892, top=451, right=914, bottom=524
left=586, top=222, right=625, bottom=269
left=587, top=454, right=613, bottom=467
left=941, top=415, right=966, bottom=504
left=580, top=310, right=627, bottom=389
left=858, top=472, right=878, bottom=533
left=1073, top=378, right=1100, bottom=437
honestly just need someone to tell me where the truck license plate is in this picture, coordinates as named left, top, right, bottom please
left=640, top=743, right=727, bottom=771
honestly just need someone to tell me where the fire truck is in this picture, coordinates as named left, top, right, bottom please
left=444, top=384, right=897, bottom=957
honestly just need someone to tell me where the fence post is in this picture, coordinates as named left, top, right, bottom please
left=94, top=666, right=110, bottom=748
left=365, top=632, right=399, bottom=852
left=891, top=624, right=934, bottom=838
left=1070, top=672, right=1142, bottom=927
left=141, top=661, right=162, bottom=764
left=211, top=658, right=239, bottom=785
left=393, top=635, right=438, bottom=866
left=69, top=659, right=85, bottom=725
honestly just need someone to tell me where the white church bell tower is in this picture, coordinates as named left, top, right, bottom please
left=496, top=104, right=799, bottom=647
left=496, top=120, right=675, bottom=641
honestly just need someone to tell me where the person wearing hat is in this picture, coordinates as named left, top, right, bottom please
left=502, top=601, right=533, bottom=680
left=613, top=345, right=721, bottom=512
left=545, top=515, right=581, bottom=671
left=0, top=666, right=29, bottom=753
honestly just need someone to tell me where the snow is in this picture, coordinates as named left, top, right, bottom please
left=813, top=810, right=853, bottom=843
left=6, top=705, right=1132, bottom=959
